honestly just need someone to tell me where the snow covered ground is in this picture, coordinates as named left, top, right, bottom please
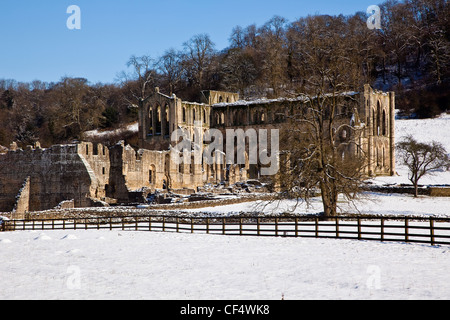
left=1, top=230, right=449, bottom=300
left=373, top=113, right=450, bottom=186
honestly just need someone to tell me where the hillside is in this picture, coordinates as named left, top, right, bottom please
left=374, top=112, right=450, bottom=186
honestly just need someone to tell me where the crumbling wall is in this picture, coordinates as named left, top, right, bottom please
left=77, top=142, right=110, bottom=199
left=107, top=141, right=170, bottom=202
left=0, top=144, right=100, bottom=212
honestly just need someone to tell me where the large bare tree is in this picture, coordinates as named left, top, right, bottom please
left=274, top=15, right=368, bottom=218
left=182, top=34, right=215, bottom=90
left=117, top=55, right=158, bottom=111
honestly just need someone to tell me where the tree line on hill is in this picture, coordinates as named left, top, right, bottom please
left=0, top=0, right=448, bottom=148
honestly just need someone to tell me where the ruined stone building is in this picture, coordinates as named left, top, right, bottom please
left=139, top=84, right=395, bottom=188
left=0, top=84, right=395, bottom=213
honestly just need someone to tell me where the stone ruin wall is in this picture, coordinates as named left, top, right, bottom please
left=0, top=144, right=95, bottom=213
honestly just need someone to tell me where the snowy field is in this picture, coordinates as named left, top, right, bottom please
left=1, top=230, right=449, bottom=300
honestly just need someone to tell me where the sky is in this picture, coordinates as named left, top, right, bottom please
left=0, top=0, right=380, bottom=85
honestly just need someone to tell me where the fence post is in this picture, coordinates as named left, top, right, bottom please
left=405, top=218, right=409, bottom=243
left=257, top=218, right=260, bottom=236
left=380, top=218, right=385, bottom=242
left=176, top=217, right=179, bottom=233
left=222, top=218, right=225, bottom=235
left=240, top=218, right=243, bottom=235
left=335, top=217, right=339, bottom=238
left=275, top=218, right=279, bottom=237
left=191, top=218, right=194, bottom=234
left=149, top=217, right=152, bottom=232
left=295, top=218, right=299, bottom=237
left=315, top=217, right=319, bottom=238
left=430, top=218, right=435, bottom=246
left=357, top=218, right=361, bottom=240
left=206, top=218, right=210, bottom=234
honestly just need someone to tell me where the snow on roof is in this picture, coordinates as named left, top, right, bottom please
left=212, top=91, right=360, bottom=108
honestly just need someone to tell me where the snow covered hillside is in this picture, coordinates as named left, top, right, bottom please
left=374, top=112, right=450, bottom=186
left=82, top=122, right=139, bottom=140
left=1, top=230, right=449, bottom=300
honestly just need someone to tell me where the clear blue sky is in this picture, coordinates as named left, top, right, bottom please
left=0, top=0, right=380, bottom=84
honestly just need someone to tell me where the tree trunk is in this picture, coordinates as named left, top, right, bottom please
left=413, top=181, right=419, bottom=198
left=320, top=181, right=338, bottom=218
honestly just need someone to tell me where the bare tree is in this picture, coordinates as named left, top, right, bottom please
left=257, top=16, right=288, bottom=97
left=397, top=135, right=450, bottom=197
left=273, top=15, right=368, bottom=218
left=117, top=55, right=158, bottom=111
left=221, top=47, right=258, bottom=97
left=157, top=49, right=183, bottom=95
left=182, top=34, right=215, bottom=89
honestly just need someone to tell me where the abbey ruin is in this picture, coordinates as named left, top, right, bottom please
left=0, top=84, right=395, bottom=214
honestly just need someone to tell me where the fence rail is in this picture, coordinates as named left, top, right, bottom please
left=2, top=215, right=450, bottom=246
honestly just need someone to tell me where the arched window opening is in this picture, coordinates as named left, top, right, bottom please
left=148, top=107, right=153, bottom=135
left=372, top=109, right=377, bottom=136
left=149, top=165, right=156, bottom=185
left=165, top=105, right=170, bottom=136
left=156, top=106, right=162, bottom=135
left=376, top=102, right=381, bottom=136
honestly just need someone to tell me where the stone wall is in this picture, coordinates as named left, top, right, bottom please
left=107, top=141, right=171, bottom=201
left=0, top=144, right=103, bottom=212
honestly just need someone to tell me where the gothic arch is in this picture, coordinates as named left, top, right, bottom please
left=156, top=105, right=162, bottom=135
left=164, top=104, right=170, bottom=136
left=376, top=101, right=382, bottom=136
left=148, top=106, right=154, bottom=135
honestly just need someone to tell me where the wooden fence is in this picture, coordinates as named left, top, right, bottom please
left=2, top=215, right=450, bottom=246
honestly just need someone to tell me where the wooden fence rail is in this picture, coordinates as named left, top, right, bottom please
left=2, top=215, right=450, bottom=246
